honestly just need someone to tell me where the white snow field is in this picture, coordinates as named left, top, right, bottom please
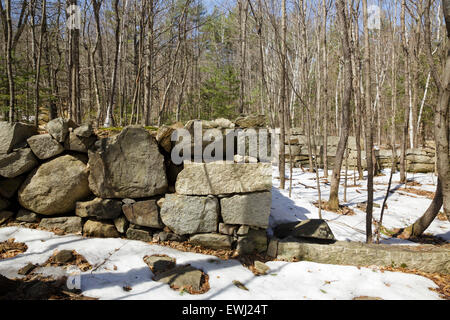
left=0, top=166, right=447, bottom=300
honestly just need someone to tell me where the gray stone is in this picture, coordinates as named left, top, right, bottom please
left=46, top=118, right=77, bottom=143
left=0, top=122, right=37, bottom=154
left=16, top=209, right=39, bottom=223
left=83, top=220, right=120, bottom=238
left=113, top=216, right=129, bottom=234
left=0, top=176, right=25, bottom=198
left=189, top=233, right=233, bottom=250
left=160, top=194, right=219, bottom=235
left=0, top=148, right=39, bottom=178
left=254, top=261, right=270, bottom=275
left=0, top=211, right=13, bottom=225
left=126, top=227, right=153, bottom=242
left=156, top=123, right=184, bottom=153
left=76, top=198, right=122, bottom=220
left=18, top=155, right=91, bottom=215
left=64, top=132, right=96, bottom=153
left=144, top=255, right=176, bottom=274
left=122, top=199, right=163, bottom=228
left=220, top=192, right=271, bottom=228
left=274, top=219, right=336, bottom=241
left=275, top=239, right=450, bottom=274
left=39, top=216, right=83, bottom=234
left=88, top=125, right=168, bottom=198
left=236, top=229, right=268, bottom=255
left=53, top=250, right=73, bottom=263
left=73, top=124, right=93, bottom=137
left=27, top=134, right=64, bottom=160
left=153, top=265, right=203, bottom=292
left=175, top=162, right=272, bottom=195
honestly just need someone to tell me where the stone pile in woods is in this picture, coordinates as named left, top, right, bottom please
left=0, top=116, right=272, bottom=255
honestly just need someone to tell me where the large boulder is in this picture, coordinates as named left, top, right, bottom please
left=0, top=122, right=37, bottom=154
left=122, top=199, right=163, bottom=228
left=0, top=148, right=38, bottom=178
left=274, top=219, right=335, bottom=241
left=220, top=192, right=271, bottom=228
left=160, top=194, right=219, bottom=235
left=88, top=125, right=168, bottom=198
left=45, top=118, right=77, bottom=143
left=18, top=155, right=91, bottom=215
left=76, top=198, right=122, bottom=220
left=27, top=134, right=64, bottom=160
left=175, top=162, right=272, bottom=195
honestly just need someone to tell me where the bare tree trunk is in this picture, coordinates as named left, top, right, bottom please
left=400, top=0, right=410, bottom=183
left=328, top=0, right=353, bottom=211
left=362, top=0, right=374, bottom=243
left=278, top=0, right=287, bottom=190
left=5, top=0, right=14, bottom=122
left=34, top=0, right=46, bottom=127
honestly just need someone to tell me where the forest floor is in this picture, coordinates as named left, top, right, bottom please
left=0, top=167, right=448, bottom=300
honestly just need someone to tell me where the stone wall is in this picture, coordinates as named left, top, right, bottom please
left=268, top=238, right=450, bottom=274
left=286, top=129, right=437, bottom=173
left=0, top=116, right=272, bottom=255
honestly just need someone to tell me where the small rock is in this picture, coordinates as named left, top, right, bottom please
left=39, top=216, right=83, bottom=234
left=83, top=220, right=120, bottom=238
left=236, top=229, right=268, bottom=255
left=189, top=233, right=233, bottom=250
left=144, top=255, right=176, bottom=274
left=122, top=200, right=163, bottom=228
left=46, top=118, right=77, bottom=143
left=113, top=216, right=129, bottom=234
left=122, top=198, right=136, bottom=205
left=18, top=263, right=36, bottom=275
left=218, top=223, right=238, bottom=236
left=53, top=250, right=73, bottom=263
left=64, top=132, right=96, bottom=153
left=76, top=198, right=122, bottom=220
left=16, top=209, right=39, bottom=223
left=254, top=261, right=270, bottom=275
left=73, top=124, right=93, bottom=137
left=274, top=219, right=335, bottom=241
left=156, top=197, right=165, bottom=208
left=153, top=265, right=203, bottom=292
left=126, top=227, right=153, bottom=242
